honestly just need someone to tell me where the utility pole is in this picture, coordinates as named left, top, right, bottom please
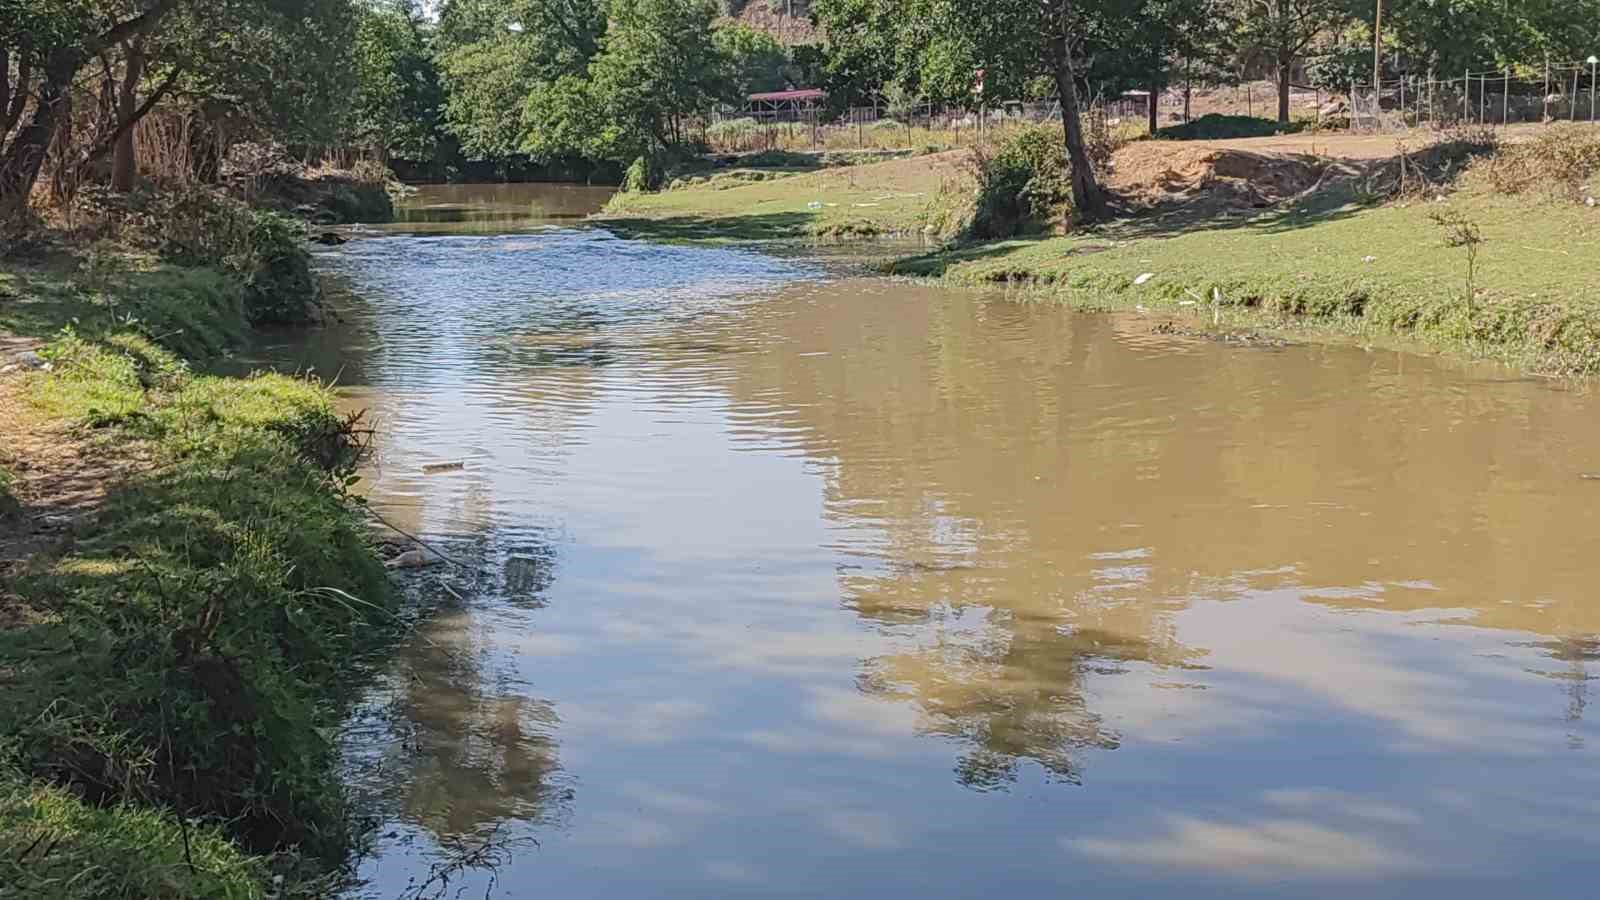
left=1373, top=0, right=1384, bottom=99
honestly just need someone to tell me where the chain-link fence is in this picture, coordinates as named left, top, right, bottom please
left=1353, top=62, right=1600, bottom=132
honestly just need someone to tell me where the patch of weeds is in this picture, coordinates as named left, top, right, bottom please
left=0, top=774, right=267, bottom=900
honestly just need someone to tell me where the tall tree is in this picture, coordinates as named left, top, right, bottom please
left=907, top=0, right=1140, bottom=218
left=1234, top=0, right=1351, bottom=122
left=1, top=0, right=358, bottom=208
left=523, top=0, right=735, bottom=166
left=434, top=0, right=605, bottom=158
left=353, top=0, right=447, bottom=161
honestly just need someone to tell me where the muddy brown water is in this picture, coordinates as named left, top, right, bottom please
left=261, top=184, right=1600, bottom=898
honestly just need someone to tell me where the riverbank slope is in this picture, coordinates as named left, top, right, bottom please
left=1, top=187, right=403, bottom=898
left=604, top=125, right=1600, bottom=376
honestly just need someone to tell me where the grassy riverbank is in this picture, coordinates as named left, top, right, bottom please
left=608, top=126, right=1600, bottom=376
left=1, top=191, right=400, bottom=897
left=602, top=151, right=971, bottom=240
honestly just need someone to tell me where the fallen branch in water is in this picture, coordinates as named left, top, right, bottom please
left=364, top=506, right=473, bottom=571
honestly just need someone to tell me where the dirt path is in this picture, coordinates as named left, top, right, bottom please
left=1185, top=122, right=1588, bottom=161
left=0, top=367, right=150, bottom=625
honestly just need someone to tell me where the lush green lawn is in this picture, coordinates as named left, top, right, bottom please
left=891, top=188, right=1600, bottom=374
left=602, top=151, right=972, bottom=240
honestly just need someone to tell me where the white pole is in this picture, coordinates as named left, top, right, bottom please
left=1590, top=57, right=1598, bottom=123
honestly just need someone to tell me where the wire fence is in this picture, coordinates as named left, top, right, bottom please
left=1353, top=61, right=1600, bottom=132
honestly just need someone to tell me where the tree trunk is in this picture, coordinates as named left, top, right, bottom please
left=1051, top=37, right=1106, bottom=220
left=111, top=40, right=146, bottom=193
left=1277, top=58, right=1291, bottom=123
left=0, top=50, right=78, bottom=212
left=1147, top=76, right=1159, bottom=135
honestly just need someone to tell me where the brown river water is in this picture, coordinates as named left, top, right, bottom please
left=257, top=184, right=1600, bottom=898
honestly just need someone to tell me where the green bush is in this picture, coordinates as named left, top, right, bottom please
left=123, top=189, right=321, bottom=325
left=622, top=155, right=660, bottom=192
left=1157, top=114, right=1308, bottom=141
left=237, top=212, right=322, bottom=324
left=968, top=124, right=1073, bottom=238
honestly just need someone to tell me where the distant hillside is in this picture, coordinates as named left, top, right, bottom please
left=724, top=0, right=818, bottom=46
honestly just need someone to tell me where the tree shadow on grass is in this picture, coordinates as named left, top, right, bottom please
left=888, top=182, right=1383, bottom=280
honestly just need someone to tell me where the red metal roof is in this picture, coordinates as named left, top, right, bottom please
left=747, top=88, right=826, bottom=103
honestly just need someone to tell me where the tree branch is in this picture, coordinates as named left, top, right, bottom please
left=81, top=64, right=185, bottom=167
left=91, top=0, right=181, bottom=56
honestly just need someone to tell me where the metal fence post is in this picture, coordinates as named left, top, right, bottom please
left=1503, top=66, right=1510, bottom=126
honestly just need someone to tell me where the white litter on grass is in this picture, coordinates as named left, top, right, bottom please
left=807, top=201, right=823, bottom=210
left=1133, top=272, right=1155, bottom=285
left=1362, top=255, right=1377, bottom=263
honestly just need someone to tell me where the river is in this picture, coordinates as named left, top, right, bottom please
left=266, top=184, right=1600, bottom=898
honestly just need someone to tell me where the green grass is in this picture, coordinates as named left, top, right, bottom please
left=0, top=776, right=267, bottom=900
left=0, top=330, right=397, bottom=897
left=892, top=188, right=1600, bottom=374
left=0, top=253, right=245, bottom=361
left=602, top=152, right=972, bottom=241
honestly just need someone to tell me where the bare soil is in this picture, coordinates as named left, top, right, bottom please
left=0, top=367, right=150, bottom=625
left=1109, top=144, right=1326, bottom=212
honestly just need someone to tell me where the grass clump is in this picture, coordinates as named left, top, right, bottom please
left=1157, top=114, right=1309, bottom=141
left=0, top=328, right=395, bottom=896
left=0, top=775, right=267, bottom=900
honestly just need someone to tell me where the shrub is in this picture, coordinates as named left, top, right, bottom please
left=0, top=465, right=16, bottom=518
left=120, top=188, right=322, bottom=325
left=622, top=155, right=660, bottom=193
left=1476, top=124, right=1600, bottom=199
left=968, top=124, right=1074, bottom=238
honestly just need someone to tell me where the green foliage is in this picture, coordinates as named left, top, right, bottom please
left=1157, top=114, right=1309, bottom=140
left=522, top=0, right=737, bottom=169
left=3, top=328, right=396, bottom=877
left=122, top=188, right=321, bottom=325
left=237, top=212, right=321, bottom=325
left=353, top=0, right=448, bottom=160
left=0, top=776, right=267, bottom=900
left=435, top=0, right=607, bottom=159
left=622, top=154, right=661, bottom=192
left=714, top=23, right=790, bottom=94
left=968, top=125, right=1072, bottom=238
